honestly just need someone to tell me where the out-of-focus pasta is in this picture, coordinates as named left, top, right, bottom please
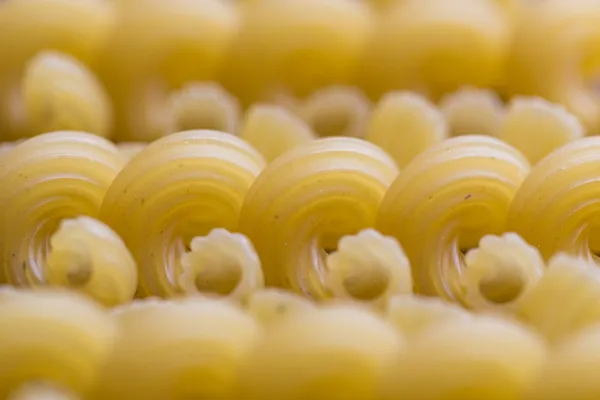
left=8, top=382, right=78, bottom=400
left=439, top=87, right=505, bottom=137
left=240, top=137, right=398, bottom=299
left=100, top=130, right=265, bottom=298
left=245, top=288, right=317, bottom=327
left=115, top=142, right=147, bottom=164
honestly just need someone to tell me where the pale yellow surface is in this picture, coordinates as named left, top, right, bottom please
left=100, top=130, right=265, bottom=297
left=116, top=142, right=147, bottom=164
left=377, top=135, right=530, bottom=302
left=239, top=137, right=399, bottom=299
left=246, top=288, right=317, bottom=327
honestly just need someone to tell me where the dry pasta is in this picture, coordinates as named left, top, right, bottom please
left=366, top=91, right=448, bottom=168
left=239, top=137, right=399, bottom=299
left=115, top=142, right=147, bottom=164
left=245, top=288, right=317, bottom=327
left=100, top=130, right=266, bottom=298
left=0, top=131, right=136, bottom=306
left=95, top=298, right=261, bottom=399
left=0, top=287, right=117, bottom=398
left=377, top=135, right=530, bottom=302
left=8, top=382, right=78, bottom=400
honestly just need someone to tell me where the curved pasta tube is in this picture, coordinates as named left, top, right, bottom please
left=0, top=287, right=117, bottom=398
left=237, top=304, right=403, bottom=400
left=116, top=142, right=147, bottom=164
left=100, top=130, right=266, bottom=298
left=222, top=0, right=372, bottom=106
left=96, top=298, right=261, bottom=399
left=0, top=0, right=113, bottom=139
left=380, top=316, right=547, bottom=400
left=377, top=135, right=530, bottom=302
left=298, top=86, right=371, bottom=138
left=507, top=136, right=600, bottom=261
left=461, top=232, right=545, bottom=313
left=359, top=0, right=511, bottom=100
left=499, top=97, right=584, bottom=165
left=8, top=382, right=77, bottom=400
left=0, top=131, right=136, bottom=306
left=366, top=91, right=448, bottom=168
left=239, top=104, right=316, bottom=163
left=166, top=82, right=241, bottom=134
left=385, top=295, right=472, bottom=340
left=439, top=87, right=505, bottom=137
left=97, top=0, right=238, bottom=141
left=0, top=141, right=22, bottom=157
left=530, top=323, right=600, bottom=400
left=506, top=0, right=600, bottom=132
left=518, top=253, right=600, bottom=344
left=245, top=288, right=317, bottom=327
left=239, top=137, right=399, bottom=299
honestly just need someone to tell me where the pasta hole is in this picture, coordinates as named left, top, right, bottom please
left=310, top=107, right=352, bottom=137
left=67, top=264, right=92, bottom=287
left=342, top=264, right=390, bottom=301
left=194, top=260, right=242, bottom=296
left=478, top=268, right=525, bottom=304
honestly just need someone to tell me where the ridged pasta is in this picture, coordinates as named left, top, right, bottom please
left=96, top=298, right=261, bottom=399
left=239, top=137, right=399, bottom=299
left=166, top=82, right=241, bottom=134
left=0, top=131, right=136, bottom=306
left=377, top=135, right=530, bottom=302
left=360, top=0, right=511, bottom=99
left=246, top=288, right=317, bottom=327
left=239, top=104, right=316, bottom=163
left=100, top=130, right=266, bottom=298
left=0, top=287, right=117, bottom=398
left=439, top=87, right=505, bottom=137
left=298, top=86, right=371, bottom=138
left=380, top=316, right=547, bottom=400
left=498, top=96, right=584, bottom=165
left=518, top=253, right=600, bottom=344
left=507, top=136, right=600, bottom=261
left=97, top=0, right=238, bottom=140
left=237, top=304, right=403, bottom=400
left=0, top=0, right=113, bottom=139
left=222, top=0, right=372, bottom=106
left=366, top=91, right=448, bottom=168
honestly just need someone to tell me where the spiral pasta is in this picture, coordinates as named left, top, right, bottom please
left=507, top=136, right=600, bottom=261
left=366, top=91, right=448, bottom=168
left=237, top=304, right=403, bottom=400
left=380, top=316, right=547, bottom=400
left=239, top=137, right=399, bottom=299
left=246, top=288, right=317, bottom=327
left=377, top=135, right=530, bottom=302
left=97, top=0, right=238, bottom=140
left=96, top=298, right=261, bottom=399
left=100, top=130, right=266, bottom=298
left=0, top=131, right=136, bottom=306
left=439, top=87, right=505, bottom=137
left=499, top=96, right=584, bottom=165
left=0, top=287, right=117, bottom=398
left=239, top=104, right=316, bottom=163
left=298, top=86, right=371, bottom=138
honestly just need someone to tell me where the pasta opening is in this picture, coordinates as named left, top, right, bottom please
left=193, top=260, right=243, bottom=296
left=342, top=265, right=391, bottom=301
left=311, top=107, right=353, bottom=138
left=48, top=247, right=93, bottom=288
left=477, top=267, right=525, bottom=304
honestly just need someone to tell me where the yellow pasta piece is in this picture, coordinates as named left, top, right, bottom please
left=385, top=294, right=472, bottom=340
left=239, top=137, right=399, bottom=299
left=222, top=0, right=372, bottom=105
left=239, top=104, right=316, bottom=162
left=325, top=229, right=413, bottom=307
left=360, top=0, right=511, bottom=99
left=380, top=316, right=547, bottom=400
left=439, top=86, right=505, bottom=137
left=366, top=91, right=448, bottom=168
left=8, top=382, right=77, bottom=400
left=377, top=135, right=530, bottom=302
left=246, top=288, right=317, bottom=327
left=179, top=228, right=263, bottom=302
left=100, top=130, right=266, bottom=297
left=115, top=142, right=147, bottom=164
left=506, top=0, right=600, bottom=133
left=0, top=287, right=117, bottom=398
left=298, top=86, right=371, bottom=138
left=0, top=140, right=22, bottom=157
left=166, top=81, right=241, bottom=134
left=461, top=233, right=545, bottom=313
left=499, top=96, right=584, bottom=165
left=0, top=131, right=136, bottom=306
left=21, top=51, right=112, bottom=138
left=238, top=304, right=403, bottom=400
left=529, top=323, right=600, bottom=400
left=96, top=298, right=261, bottom=399
left=0, top=0, right=113, bottom=139
left=518, top=253, right=600, bottom=344
left=507, top=136, right=600, bottom=260
left=97, top=0, right=238, bottom=140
